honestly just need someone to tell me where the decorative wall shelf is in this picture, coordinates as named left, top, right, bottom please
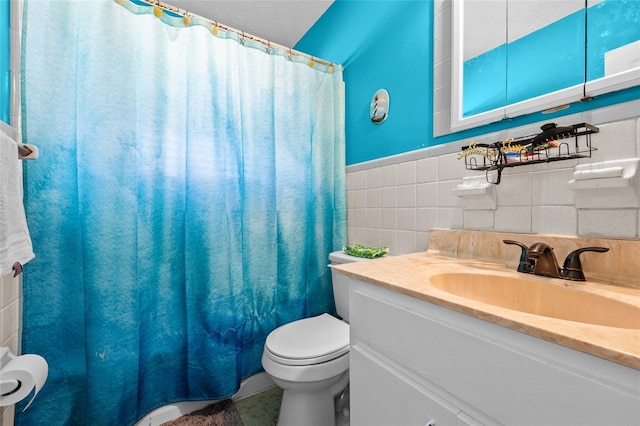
left=460, top=123, right=599, bottom=184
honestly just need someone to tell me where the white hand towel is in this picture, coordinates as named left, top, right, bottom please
left=0, top=124, right=35, bottom=276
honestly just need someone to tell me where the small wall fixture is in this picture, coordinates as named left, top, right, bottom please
left=370, top=89, right=389, bottom=124
left=451, top=175, right=497, bottom=210
left=568, top=158, right=640, bottom=209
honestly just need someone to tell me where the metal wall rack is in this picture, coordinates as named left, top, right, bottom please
left=460, top=123, right=599, bottom=184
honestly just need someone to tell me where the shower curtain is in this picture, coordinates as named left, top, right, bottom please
left=18, top=0, right=345, bottom=424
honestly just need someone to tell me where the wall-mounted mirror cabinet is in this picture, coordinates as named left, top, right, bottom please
left=451, top=0, right=640, bottom=132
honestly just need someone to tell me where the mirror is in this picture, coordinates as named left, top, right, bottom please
left=451, top=0, right=640, bottom=132
left=585, top=0, right=640, bottom=96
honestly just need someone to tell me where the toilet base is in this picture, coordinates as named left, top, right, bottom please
left=278, top=388, right=337, bottom=426
left=335, top=384, right=350, bottom=426
left=273, top=371, right=349, bottom=426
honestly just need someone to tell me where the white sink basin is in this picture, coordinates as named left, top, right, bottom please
left=426, top=272, right=640, bottom=329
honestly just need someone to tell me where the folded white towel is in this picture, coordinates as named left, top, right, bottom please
left=0, top=124, right=35, bottom=277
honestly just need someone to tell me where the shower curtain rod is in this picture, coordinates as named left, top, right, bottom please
left=128, top=0, right=336, bottom=70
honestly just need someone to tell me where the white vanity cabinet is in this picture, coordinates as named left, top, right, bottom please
left=348, top=277, right=640, bottom=426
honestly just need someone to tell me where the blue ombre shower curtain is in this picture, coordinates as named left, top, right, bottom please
left=18, top=1, right=345, bottom=424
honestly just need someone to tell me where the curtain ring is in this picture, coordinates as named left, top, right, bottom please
left=153, top=2, right=163, bottom=18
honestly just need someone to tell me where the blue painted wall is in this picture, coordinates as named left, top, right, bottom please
left=296, top=0, right=640, bottom=165
left=296, top=0, right=433, bottom=165
left=1, top=0, right=9, bottom=124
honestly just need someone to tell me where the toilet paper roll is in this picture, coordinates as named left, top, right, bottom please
left=0, top=354, right=48, bottom=410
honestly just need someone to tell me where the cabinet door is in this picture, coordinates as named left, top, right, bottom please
left=585, top=0, right=640, bottom=95
left=505, top=1, right=585, bottom=107
left=350, top=345, right=461, bottom=426
left=350, top=279, right=640, bottom=426
left=457, top=411, right=485, bottom=426
left=452, top=0, right=640, bottom=132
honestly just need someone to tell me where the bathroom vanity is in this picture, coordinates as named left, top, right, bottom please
left=333, top=229, right=640, bottom=426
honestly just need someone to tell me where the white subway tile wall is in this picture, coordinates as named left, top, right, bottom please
left=2, top=1, right=22, bottom=424
left=9, top=0, right=21, bottom=129
left=1, top=274, right=21, bottom=426
left=347, top=117, right=640, bottom=255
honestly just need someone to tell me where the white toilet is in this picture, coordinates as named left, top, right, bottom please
left=261, top=250, right=370, bottom=426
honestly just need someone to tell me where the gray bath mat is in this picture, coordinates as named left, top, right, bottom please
left=161, top=399, right=243, bottom=426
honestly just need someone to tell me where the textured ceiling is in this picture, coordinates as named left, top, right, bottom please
left=166, top=0, right=334, bottom=48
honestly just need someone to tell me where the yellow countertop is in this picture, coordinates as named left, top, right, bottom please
left=332, top=250, right=640, bottom=370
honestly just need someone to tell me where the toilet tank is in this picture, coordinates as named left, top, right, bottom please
left=329, top=251, right=371, bottom=322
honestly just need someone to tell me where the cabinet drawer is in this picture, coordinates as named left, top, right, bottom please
left=351, top=345, right=459, bottom=426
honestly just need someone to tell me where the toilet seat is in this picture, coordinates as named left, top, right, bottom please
left=265, top=313, right=349, bottom=366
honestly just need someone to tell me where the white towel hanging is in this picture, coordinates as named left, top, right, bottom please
left=0, top=123, right=35, bottom=276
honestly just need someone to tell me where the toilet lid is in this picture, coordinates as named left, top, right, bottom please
left=329, top=251, right=372, bottom=264
left=265, top=313, right=349, bottom=364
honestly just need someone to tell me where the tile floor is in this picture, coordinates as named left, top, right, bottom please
left=235, top=386, right=283, bottom=426
left=236, top=385, right=350, bottom=426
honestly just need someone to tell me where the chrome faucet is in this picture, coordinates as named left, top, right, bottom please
left=503, top=240, right=609, bottom=281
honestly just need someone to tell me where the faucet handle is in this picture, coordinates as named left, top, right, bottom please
left=503, top=240, right=533, bottom=273
left=562, top=247, right=609, bottom=281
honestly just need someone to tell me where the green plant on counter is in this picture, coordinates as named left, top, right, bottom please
left=343, top=244, right=389, bottom=259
